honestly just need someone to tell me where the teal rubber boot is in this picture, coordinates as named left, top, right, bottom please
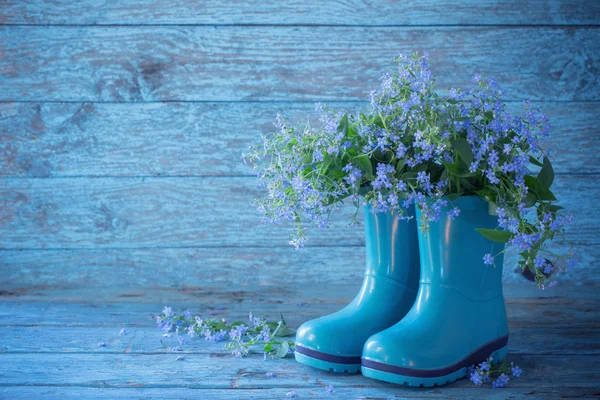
left=294, top=205, right=420, bottom=373
left=361, top=196, right=508, bottom=386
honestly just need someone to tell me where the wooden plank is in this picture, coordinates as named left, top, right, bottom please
left=3, top=277, right=597, bottom=303
left=0, top=352, right=597, bottom=388
left=0, top=284, right=597, bottom=328
left=0, top=174, right=597, bottom=249
left=1, top=325, right=597, bottom=355
left=2, top=386, right=599, bottom=400
left=2, top=1, right=600, bottom=26
left=0, top=27, right=598, bottom=102
left=0, top=243, right=596, bottom=292
left=1, top=101, right=598, bottom=178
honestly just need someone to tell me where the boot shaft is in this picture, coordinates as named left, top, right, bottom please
left=415, top=196, right=505, bottom=299
left=363, top=204, right=420, bottom=290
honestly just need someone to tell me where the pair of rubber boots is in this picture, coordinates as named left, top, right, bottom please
left=295, top=196, right=509, bottom=387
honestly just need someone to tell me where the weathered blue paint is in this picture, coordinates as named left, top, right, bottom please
left=0, top=27, right=598, bottom=102
left=0, top=284, right=597, bottom=397
left=3, top=1, right=600, bottom=25
left=0, top=175, right=596, bottom=250
left=0, top=0, right=599, bottom=398
left=1, top=102, right=598, bottom=177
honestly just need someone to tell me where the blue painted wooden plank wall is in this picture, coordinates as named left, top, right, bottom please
left=0, top=1, right=599, bottom=294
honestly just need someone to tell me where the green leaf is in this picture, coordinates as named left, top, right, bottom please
left=444, top=160, right=474, bottom=178
left=484, top=111, right=494, bottom=121
left=275, top=340, right=290, bottom=358
left=538, top=188, right=557, bottom=201
left=475, top=189, right=496, bottom=202
left=402, top=172, right=418, bottom=180
left=414, top=163, right=428, bottom=172
left=371, top=114, right=385, bottom=129
left=442, top=160, right=459, bottom=175
left=450, top=138, right=474, bottom=166
left=524, top=192, right=537, bottom=207
left=396, top=158, right=406, bottom=172
left=548, top=205, right=564, bottom=213
left=263, top=343, right=274, bottom=353
left=336, top=113, right=349, bottom=135
left=524, top=175, right=539, bottom=191
left=475, top=228, right=513, bottom=243
left=537, top=156, right=554, bottom=190
left=354, top=154, right=373, bottom=176
left=446, top=193, right=460, bottom=201
left=529, top=156, right=544, bottom=167
left=461, top=178, right=477, bottom=191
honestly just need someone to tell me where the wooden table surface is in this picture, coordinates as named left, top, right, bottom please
left=1, top=282, right=599, bottom=399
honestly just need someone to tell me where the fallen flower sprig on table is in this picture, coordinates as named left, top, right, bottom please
left=155, top=307, right=296, bottom=358
left=468, top=357, right=523, bottom=388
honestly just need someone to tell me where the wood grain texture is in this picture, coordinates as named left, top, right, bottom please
left=1, top=175, right=597, bottom=250
left=3, top=326, right=598, bottom=355
left=1, top=101, right=599, bottom=177
left=0, top=243, right=596, bottom=292
left=2, top=387, right=599, bottom=400
left=2, top=349, right=600, bottom=393
left=3, top=0, right=600, bottom=26
left=0, top=352, right=597, bottom=388
left=0, top=284, right=597, bottom=328
left=1, top=26, right=598, bottom=102
left=0, top=284, right=598, bottom=396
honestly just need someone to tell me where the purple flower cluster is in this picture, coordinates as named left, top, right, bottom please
left=248, top=51, right=577, bottom=289
left=469, top=357, right=522, bottom=388
left=156, top=307, right=295, bottom=360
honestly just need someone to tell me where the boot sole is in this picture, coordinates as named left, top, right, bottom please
left=361, top=335, right=508, bottom=387
left=294, top=344, right=361, bottom=373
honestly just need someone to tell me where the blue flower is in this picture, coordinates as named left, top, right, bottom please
left=511, top=366, right=522, bottom=377
left=534, top=255, right=546, bottom=269
left=492, top=373, right=510, bottom=388
left=342, top=164, right=363, bottom=188
left=258, top=325, right=271, bottom=342
left=119, top=328, right=127, bottom=336
left=479, top=361, right=490, bottom=371
left=483, top=254, right=494, bottom=265
left=266, top=372, right=277, bottom=378
left=286, top=391, right=298, bottom=398
left=469, top=371, right=483, bottom=386
left=325, top=385, right=335, bottom=395
left=448, top=208, right=460, bottom=220
left=229, top=324, right=248, bottom=341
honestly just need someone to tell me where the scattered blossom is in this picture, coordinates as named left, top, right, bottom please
left=469, top=357, right=522, bottom=388
left=155, top=308, right=295, bottom=359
